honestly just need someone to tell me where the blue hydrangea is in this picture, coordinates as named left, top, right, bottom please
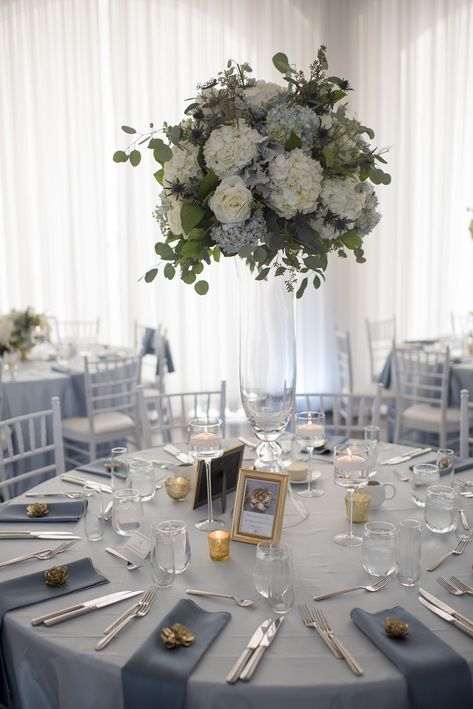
left=355, top=186, right=381, bottom=235
left=265, top=104, right=320, bottom=149
left=210, top=215, right=267, bottom=255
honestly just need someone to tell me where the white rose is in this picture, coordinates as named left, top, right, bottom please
left=167, top=202, right=184, bottom=236
left=209, top=176, right=253, bottom=224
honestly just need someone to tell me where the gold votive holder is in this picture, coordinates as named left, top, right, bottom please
left=165, top=476, right=191, bottom=501
left=345, top=492, right=371, bottom=523
left=208, top=530, right=231, bottom=561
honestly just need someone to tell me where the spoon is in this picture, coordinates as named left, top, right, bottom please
left=186, top=589, right=260, bottom=607
left=105, top=547, right=143, bottom=571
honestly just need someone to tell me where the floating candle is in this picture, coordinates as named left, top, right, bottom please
left=190, top=431, right=223, bottom=449
left=336, top=453, right=368, bottom=471
left=296, top=422, right=325, bottom=439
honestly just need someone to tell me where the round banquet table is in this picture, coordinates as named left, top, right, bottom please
left=2, top=442, right=473, bottom=709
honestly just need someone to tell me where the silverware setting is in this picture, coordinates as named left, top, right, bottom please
left=0, top=540, right=76, bottom=568
left=418, top=588, right=473, bottom=637
left=298, top=604, right=342, bottom=659
left=313, top=572, right=393, bottom=601
left=95, top=585, right=158, bottom=651
left=31, top=590, right=143, bottom=626
left=105, top=546, right=143, bottom=571
left=25, top=491, right=84, bottom=499
left=436, top=577, right=471, bottom=596
left=380, top=447, right=432, bottom=466
left=426, top=537, right=470, bottom=572
left=312, top=609, right=363, bottom=676
left=163, top=444, right=192, bottom=464
left=186, top=589, right=259, bottom=607
left=0, top=530, right=81, bottom=540
left=60, top=474, right=112, bottom=494
left=226, top=617, right=283, bottom=683
left=239, top=617, right=284, bottom=681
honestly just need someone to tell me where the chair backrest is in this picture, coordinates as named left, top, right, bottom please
left=460, top=388, right=473, bottom=458
left=138, top=382, right=226, bottom=447
left=84, top=355, right=141, bottom=430
left=294, top=384, right=383, bottom=437
left=56, top=318, right=100, bottom=345
left=451, top=312, right=473, bottom=337
left=0, top=397, right=65, bottom=499
left=393, top=346, right=449, bottom=410
left=134, top=322, right=168, bottom=393
left=0, top=359, right=3, bottom=416
left=335, top=328, right=353, bottom=393
left=366, top=316, right=395, bottom=382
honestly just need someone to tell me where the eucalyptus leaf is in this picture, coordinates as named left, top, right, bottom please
left=194, top=280, right=209, bottom=295
left=197, top=170, right=219, bottom=200
left=284, top=132, right=302, bottom=151
left=212, top=246, right=221, bottom=262
left=113, top=150, right=128, bottom=163
left=144, top=268, right=158, bottom=283
left=163, top=263, right=176, bottom=280
left=272, top=52, right=296, bottom=74
left=255, top=268, right=270, bottom=281
left=180, top=203, right=205, bottom=234
left=341, top=231, right=362, bottom=250
left=154, top=169, right=164, bottom=185
left=296, top=277, right=308, bottom=299
left=182, top=271, right=197, bottom=284
left=153, top=140, right=173, bottom=164
left=155, top=242, right=175, bottom=260
left=121, top=125, right=136, bottom=134
left=129, top=150, right=141, bottom=167
left=168, top=125, right=182, bottom=145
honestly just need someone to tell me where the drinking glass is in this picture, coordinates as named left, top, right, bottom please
left=189, top=418, right=225, bottom=531
left=295, top=412, right=325, bottom=498
left=110, top=447, right=128, bottom=492
left=454, top=480, right=473, bottom=540
left=253, top=541, right=294, bottom=614
left=82, top=483, right=105, bottom=541
left=150, top=520, right=191, bottom=587
left=424, top=485, right=456, bottom=533
left=111, top=488, right=144, bottom=536
left=411, top=463, right=440, bottom=507
left=364, top=425, right=380, bottom=478
left=436, top=448, right=454, bottom=483
left=333, top=443, right=369, bottom=546
left=3, top=351, right=19, bottom=380
left=397, top=518, right=421, bottom=586
left=127, top=459, right=156, bottom=502
left=361, top=521, right=397, bottom=576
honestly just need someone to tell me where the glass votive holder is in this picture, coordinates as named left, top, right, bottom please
left=208, top=530, right=231, bottom=561
left=345, top=492, right=371, bottom=523
left=165, top=476, right=191, bottom=501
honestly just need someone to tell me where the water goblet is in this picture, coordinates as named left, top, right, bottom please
left=333, top=442, right=369, bottom=546
left=3, top=351, right=19, bottom=380
left=189, top=418, right=225, bottom=531
left=294, top=412, right=325, bottom=498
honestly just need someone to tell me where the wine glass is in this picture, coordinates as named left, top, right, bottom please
left=189, top=418, right=225, bottom=531
left=333, top=442, right=369, bottom=546
left=363, top=425, right=380, bottom=478
left=295, top=412, right=326, bottom=497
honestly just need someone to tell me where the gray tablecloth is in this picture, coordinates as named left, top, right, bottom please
left=2, top=443, right=473, bottom=709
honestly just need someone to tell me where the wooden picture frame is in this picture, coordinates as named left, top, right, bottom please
left=231, top=469, right=288, bottom=544
left=191, top=443, right=245, bottom=513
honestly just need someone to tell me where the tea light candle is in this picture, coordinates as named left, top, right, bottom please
left=208, top=530, right=230, bottom=561
left=336, top=452, right=367, bottom=471
left=165, top=476, right=191, bottom=501
left=296, top=422, right=324, bottom=439
left=190, top=431, right=223, bottom=449
left=287, top=461, right=309, bottom=482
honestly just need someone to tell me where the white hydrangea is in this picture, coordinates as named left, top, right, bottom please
left=244, top=80, right=285, bottom=110
left=0, top=315, right=14, bottom=348
left=166, top=202, right=184, bottom=236
left=267, top=148, right=323, bottom=219
left=320, top=177, right=366, bottom=221
left=203, top=119, right=265, bottom=178
left=308, top=212, right=339, bottom=240
left=163, top=141, right=202, bottom=188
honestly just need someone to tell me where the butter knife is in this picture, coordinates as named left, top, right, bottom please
left=419, top=588, right=473, bottom=630
left=239, top=617, right=284, bottom=681
left=381, top=447, right=432, bottom=465
left=226, top=618, right=273, bottom=684
left=0, top=531, right=81, bottom=539
left=419, top=596, right=473, bottom=638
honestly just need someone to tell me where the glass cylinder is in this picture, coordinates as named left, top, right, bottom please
left=424, top=484, right=457, bottom=534
left=111, top=488, right=143, bottom=536
left=82, top=483, right=105, bottom=541
left=361, top=521, right=397, bottom=576
left=127, top=459, right=156, bottom=502
left=150, top=520, right=191, bottom=586
left=189, top=418, right=225, bottom=531
left=411, top=463, right=440, bottom=508
left=436, top=448, right=454, bottom=483
left=333, top=442, right=369, bottom=546
left=295, top=411, right=325, bottom=498
left=110, top=447, right=128, bottom=492
left=397, top=518, right=421, bottom=586
left=364, top=425, right=380, bottom=478
left=253, top=541, right=294, bottom=614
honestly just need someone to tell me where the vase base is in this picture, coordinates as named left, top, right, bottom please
left=333, top=532, right=362, bottom=547
left=296, top=489, right=324, bottom=498
left=282, top=486, right=310, bottom=528
left=194, top=519, right=226, bottom=532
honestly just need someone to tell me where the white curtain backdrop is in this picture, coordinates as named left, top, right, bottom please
left=1, top=0, right=473, bottom=407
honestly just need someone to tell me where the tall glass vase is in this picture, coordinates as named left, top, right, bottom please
left=236, top=260, right=308, bottom=526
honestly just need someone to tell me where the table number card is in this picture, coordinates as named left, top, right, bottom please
left=125, top=531, right=151, bottom=559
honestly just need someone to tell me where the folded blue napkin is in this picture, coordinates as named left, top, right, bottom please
left=122, top=599, right=230, bottom=709
left=409, top=455, right=473, bottom=475
left=0, top=501, right=83, bottom=522
left=0, top=557, right=108, bottom=705
left=76, top=458, right=116, bottom=478
left=351, top=605, right=473, bottom=709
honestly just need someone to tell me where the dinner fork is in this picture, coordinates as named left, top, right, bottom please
left=298, top=604, right=342, bottom=658
left=436, top=577, right=465, bottom=596
left=450, top=577, right=473, bottom=595
left=95, top=585, right=158, bottom=651
left=426, top=537, right=470, bottom=572
left=0, top=540, right=76, bottom=568
left=186, top=589, right=260, bottom=607
left=313, top=610, right=364, bottom=676
left=103, top=585, right=157, bottom=635
left=313, top=573, right=393, bottom=600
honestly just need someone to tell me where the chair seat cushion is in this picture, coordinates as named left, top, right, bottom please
left=402, top=404, right=461, bottom=431
left=354, top=382, right=395, bottom=401
left=63, top=412, right=135, bottom=435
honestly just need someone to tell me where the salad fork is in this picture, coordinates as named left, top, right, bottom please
left=313, top=572, right=393, bottom=600
left=95, top=585, right=158, bottom=650
left=298, top=604, right=342, bottom=658
left=450, top=577, right=473, bottom=595
left=0, top=540, right=76, bottom=568
left=436, top=577, right=465, bottom=596
left=313, top=610, right=364, bottom=676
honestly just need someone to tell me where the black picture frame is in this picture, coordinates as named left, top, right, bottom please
left=191, top=443, right=245, bottom=513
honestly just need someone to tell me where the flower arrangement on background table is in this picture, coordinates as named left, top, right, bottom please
left=114, top=47, right=390, bottom=297
left=0, top=308, right=50, bottom=360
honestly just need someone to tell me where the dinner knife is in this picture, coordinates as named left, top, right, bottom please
left=163, top=444, right=192, bottom=464
left=60, top=474, right=112, bottom=493
left=25, top=492, right=83, bottom=498
left=418, top=588, right=473, bottom=630
left=381, top=447, right=432, bottom=466
left=239, top=617, right=284, bottom=682
left=31, top=590, right=143, bottom=626
left=0, top=531, right=81, bottom=539
left=225, top=618, right=273, bottom=684
left=418, top=596, right=473, bottom=638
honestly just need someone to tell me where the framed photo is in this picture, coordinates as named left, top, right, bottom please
left=192, top=443, right=245, bottom=513
left=231, top=469, right=288, bottom=544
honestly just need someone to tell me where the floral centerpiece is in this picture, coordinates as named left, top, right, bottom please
left=0, top=308, right=50, bottom=359
left=114, top=48, right=390, bottom=297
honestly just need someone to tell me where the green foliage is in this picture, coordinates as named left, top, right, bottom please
left=180, top=203, right=205, bottom=234
left=194, top=280, right=209, bottom=295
